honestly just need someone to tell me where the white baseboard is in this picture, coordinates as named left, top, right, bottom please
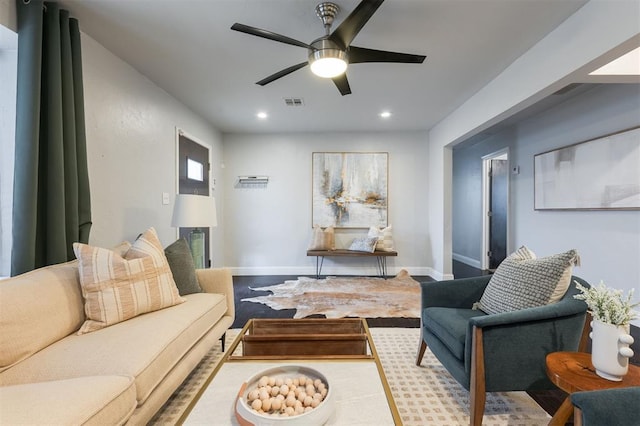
left=427, top=269, right=455, bottom=281
left=452, top=252, right=482, bottom=269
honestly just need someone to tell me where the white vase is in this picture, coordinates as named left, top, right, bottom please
left=590, top=319, right=635, bottom=381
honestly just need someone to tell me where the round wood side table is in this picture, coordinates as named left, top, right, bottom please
left=545, top=351, right=640, bottom=426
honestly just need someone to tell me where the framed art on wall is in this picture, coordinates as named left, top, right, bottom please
left=312, top=152, right=388, bottom=228
left=534, top=126, right=640, bottom=210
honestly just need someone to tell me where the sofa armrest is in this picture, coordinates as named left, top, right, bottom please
left=195, top=268, right=235, bottom=321
left=420, top=276, right=491, bottom=309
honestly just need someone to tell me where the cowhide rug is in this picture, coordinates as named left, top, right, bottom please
left=241, top=270, right=421, bottom=319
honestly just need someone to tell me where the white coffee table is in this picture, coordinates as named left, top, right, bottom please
left=179, top=319, right=400, bottom=425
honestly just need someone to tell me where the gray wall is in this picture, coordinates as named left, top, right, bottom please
left=453, top=84, right=640, bottom=317
left=452, top=129, right=515, bottom=267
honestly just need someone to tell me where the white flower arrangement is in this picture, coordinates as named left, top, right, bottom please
left=574, top=281, right=639, bottom=326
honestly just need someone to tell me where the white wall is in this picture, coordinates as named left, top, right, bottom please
left=0, top=24, right=17, bottom=276
left=80, top=34, right=225, bottom=258
left=222, top=131, right=432, bottom=277
left=428, top=0, right=640, bottom=279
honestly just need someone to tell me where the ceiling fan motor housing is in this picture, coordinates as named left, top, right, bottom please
left=309, top=38, right=348, bottom=62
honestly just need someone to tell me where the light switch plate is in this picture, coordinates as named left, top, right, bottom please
left=162, top=192, right=170, bottom=205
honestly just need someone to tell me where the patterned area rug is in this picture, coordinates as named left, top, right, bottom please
left=150, top=328, right=551, bottom=425
left=241, top=270, right=421, bottom=319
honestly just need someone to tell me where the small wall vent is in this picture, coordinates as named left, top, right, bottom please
left=284, top=98, right=305, bottom=106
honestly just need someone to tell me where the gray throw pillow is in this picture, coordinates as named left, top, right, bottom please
left=165, top=238, right=202, bottom=295
left=349, top=236, right=378, bottom=253
left=476, top=246, right=580, bottom=315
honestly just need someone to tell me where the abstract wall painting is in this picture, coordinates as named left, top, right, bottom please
left=534, top=126, right=640, bottom=210
left=312, top=152, right=388, bottom=228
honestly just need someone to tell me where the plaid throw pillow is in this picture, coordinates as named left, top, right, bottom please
left=476, top=246, right=580, bottom=315
left=73, top=227, right=184, bottom=334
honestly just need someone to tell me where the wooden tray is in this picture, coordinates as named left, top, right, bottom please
left=239, top=318, right=370, bottom=358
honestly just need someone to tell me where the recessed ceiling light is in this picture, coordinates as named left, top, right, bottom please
left=380, top=111, right=392, bottom=118
left=256, top=112, right=268, bottom=119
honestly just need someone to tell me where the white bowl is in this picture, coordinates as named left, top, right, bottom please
left=234, top=365, right=333, bottom=426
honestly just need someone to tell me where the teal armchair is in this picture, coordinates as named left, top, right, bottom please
left=571, top=387, right=640, bottom=425
left=416, top=275, right=589, bottom=426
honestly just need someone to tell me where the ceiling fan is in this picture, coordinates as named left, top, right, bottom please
left=231, top=0, right=426, bottom=96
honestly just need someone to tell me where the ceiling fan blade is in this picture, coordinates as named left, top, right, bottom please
left=231, top=23, right=314, bottom=50
left=348, top=46, right=426, bottom=64
left=332, top=74, right=352, bottom=96
left=330, top=0, right=384, bottom=48
left=256, top=62, right=309, bottom=86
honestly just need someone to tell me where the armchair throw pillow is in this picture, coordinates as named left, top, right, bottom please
left=476, top=246, right=580, bottom=315
left=73, top=227, right=185, bottom=334
left=308, top=225, right=335, bottom=250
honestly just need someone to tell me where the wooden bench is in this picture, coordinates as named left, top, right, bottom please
left=306, top=249, right=398, bottom=279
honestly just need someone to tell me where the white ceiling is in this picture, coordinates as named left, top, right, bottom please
left=54, top=0, right=589, bottom=134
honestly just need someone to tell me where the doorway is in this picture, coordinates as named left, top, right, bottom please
left=482, top=149, right=509, bottom=271
left=176, top=129, right=211, bottom=267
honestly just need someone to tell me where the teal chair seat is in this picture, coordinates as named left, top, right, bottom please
left=416, top=275, right=589, bottom=426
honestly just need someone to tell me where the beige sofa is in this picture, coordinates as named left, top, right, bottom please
left=0, top=260, right=235, bottom=425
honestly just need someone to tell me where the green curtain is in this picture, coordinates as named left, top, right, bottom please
left=12, top=0, right=91, bottom=276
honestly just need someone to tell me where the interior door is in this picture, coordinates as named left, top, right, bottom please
left=488, top=159, right=507, bottom=269
left=178, top=133, right=211, bottom=267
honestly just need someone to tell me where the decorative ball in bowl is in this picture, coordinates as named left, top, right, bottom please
left=234, top=365, right=333, bottom=426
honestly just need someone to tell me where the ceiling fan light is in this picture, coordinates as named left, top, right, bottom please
left=309, top=49, right=347, bottom=78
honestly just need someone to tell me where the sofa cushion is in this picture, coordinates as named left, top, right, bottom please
left=0, top=292, right=226, bottom=405
left=308, top=225, right=335, bottom=250
left=476, top=246, right=580, bottom=315
left=165, top=238, right=202, bottom=295
left=0, top=260, right=84, bottom=373
left=73, top=227, right=185, bottom=334
left=0, top=376, right=136, bottom=426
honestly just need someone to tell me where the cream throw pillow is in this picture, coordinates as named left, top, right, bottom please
left=308, top=225, right=335, bottom=250
left=367, top=225, right=394, bottom=252
left=73, top=227, right=185, bottom=334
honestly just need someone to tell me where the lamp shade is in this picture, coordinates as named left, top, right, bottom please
left=171, top=194, right=217, bottom=228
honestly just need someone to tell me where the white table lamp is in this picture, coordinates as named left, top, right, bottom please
left=171, top=194, right=217, bottom=268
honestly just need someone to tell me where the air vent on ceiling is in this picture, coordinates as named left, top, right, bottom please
left=284, top=98, right=305, bottom=107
